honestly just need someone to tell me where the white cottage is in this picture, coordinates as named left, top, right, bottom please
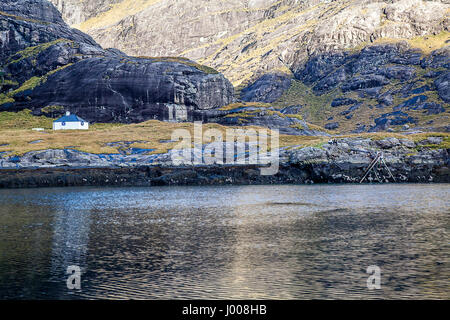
left=53, top=112, right=89, bottom=130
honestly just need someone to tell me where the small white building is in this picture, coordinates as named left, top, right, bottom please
left=53, top=111, right=89, bottom=130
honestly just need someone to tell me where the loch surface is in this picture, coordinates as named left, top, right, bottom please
left=0, top=184, right=448, bottom=299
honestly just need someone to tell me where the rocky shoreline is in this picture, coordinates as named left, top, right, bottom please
left=1, top=137, right=448, bottom=188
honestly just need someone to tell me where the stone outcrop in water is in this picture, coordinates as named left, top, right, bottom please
left=0, top=0, right=235, bottom=123
left=1, top=136, right=448, bottom=188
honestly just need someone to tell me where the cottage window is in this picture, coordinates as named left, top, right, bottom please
left=62, top=122, right=66, bottom=126
left=81, top=121, right=85, bottom=126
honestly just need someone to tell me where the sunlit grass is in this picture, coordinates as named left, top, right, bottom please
left=0, top=111, right=448, bottom=157
left=75, top=0, right=162, bottom=31
left=351, top=31, right=450, bottom=55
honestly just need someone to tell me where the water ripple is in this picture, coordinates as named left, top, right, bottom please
left=0, top=184, right=448, bottom=299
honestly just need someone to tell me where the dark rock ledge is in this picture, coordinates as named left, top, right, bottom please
left=0, top=137, right=448, bottom=188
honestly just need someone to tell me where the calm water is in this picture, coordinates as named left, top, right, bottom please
left=0, top=184, right=448, bottom=300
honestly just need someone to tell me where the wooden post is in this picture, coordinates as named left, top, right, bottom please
left=360, top=153, right=382, bottom=183
left=360, top=152, right=396, bottom=183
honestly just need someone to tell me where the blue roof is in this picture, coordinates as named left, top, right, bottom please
left=54, top=114, right=87, bottom=123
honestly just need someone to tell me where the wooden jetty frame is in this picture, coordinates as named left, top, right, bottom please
left=360, top=152, right=396, bottom=183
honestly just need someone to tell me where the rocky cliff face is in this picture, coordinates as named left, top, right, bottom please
left=0, top=0, right=100, bottom=62
left=50, top=0, right=123, bottom=26
left=13, top=56, right=234, bottom=123
left=1, top=0, right=235, bottom=123
left=1, top=136, right=448, bottom=187
left=2, top=0, right=449, bottom=131
left=241, top=41, right=450, bottom=133
left=49, top=0, right=450, bottom=86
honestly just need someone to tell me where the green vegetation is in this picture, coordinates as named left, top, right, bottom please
left=0, top=64, right=74, bottom=106
left=351, top=31, right=450, bottom=55
left=271, top=69, right=450, bottom=133
left=0, top=111, right=448, bottom=156
left=274, top=80, right=340, bottom=121
left=0, top=109, right=53, bottom=130
left=219, top=102, right=271, bottom=111
left=414, top=134, right=450, bottom=150
left=220, top=102, right=303, bottom=120
left=41, top=105, right=64, bottom=113
left=9, top=76, right=42, bottom=95
left=224, top=111, right=256, bottom=118
left=0, top=80, right=18, bottom=86
left=311, top=141, right=327, bottom=149
left=286, top=114, right=303, bottom=121
left=0, top=94, right=14, bottom=106
left=0, top=10, right=50, bottom=25
left=5, top=39, right=68, bottom=66
left=224, top=109, right=287, bottom=119
left=40, top=105, right=65, bottom=118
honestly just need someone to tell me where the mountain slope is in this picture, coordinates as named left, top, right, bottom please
left=0, top=0, right=235, bottom=123
left=50, top=0, right=450, bottom=86
left=268, top=41, right=450, bottom=133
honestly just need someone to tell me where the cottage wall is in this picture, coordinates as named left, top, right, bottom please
left=53, top=122, right=89, bottom=130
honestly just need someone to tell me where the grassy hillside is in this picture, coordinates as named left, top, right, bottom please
left=0, top=110, right=307, bottom=155
left=351, top=31, right=450, bottom=55
left=272, top=79, right=450, bottom=134
left=0, top=110, right=448, bottom=156
left=74, top=0, right=162, bottom=31
left=269, top=32, right=450, bottom=133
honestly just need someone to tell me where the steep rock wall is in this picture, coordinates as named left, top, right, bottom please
left=0, top=0, right=235, bottom=123
left=50, top=0, right=450, bottom=86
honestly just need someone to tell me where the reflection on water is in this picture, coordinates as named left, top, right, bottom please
left=0, top=184, right=448, bottom=299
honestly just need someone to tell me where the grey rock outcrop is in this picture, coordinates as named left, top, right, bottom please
left=197, top=103, right=328, bottom=136
left=435, top=71, right=450, bottom=103
left=295, top=42, right=429, bottom=94
left=3, top=39, right=113, bottom=86
left=1, top=0, right=65, bottom=24
left=12, top=56, right=234, bottom=123
left=1, top=136, right=448, bottom=187
left=0, top=0, right=100, bottom=63
left=50, top=0, right=122, bottom=26
left=240, top=73, right=292, bottom=103
left=242, top=41, right=449, bottom=133
left=331, top=98, right=358, bottom=108
left=325, top=122, right=339, bottom=130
